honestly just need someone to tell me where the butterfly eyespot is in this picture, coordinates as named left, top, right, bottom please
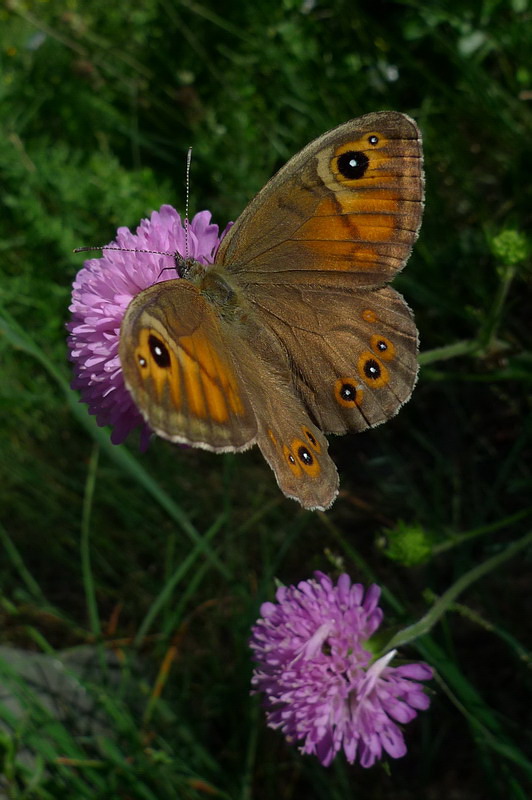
left=283, top=444, right=302, bottom=476
left=302, top=426, right=321, bottom=453
left=358, top=352, right=389, bottom=388
left=362, top=309, right=378, bottom=323
left=334, top=378, right=364, bottom=408
left=336, top=150, right=369, bottom=180
left=148, top=334, right=171, bottom=368
left=370, top=334, right=396, bottom=361
left=138, top=355, right=147, bottom=368
left=291, top=438, right=321, bottom=477
left=368, top=134, right=379, bottom=146
left=340, top=383, right=356, bottom=401
left=364, top=359, right=381, bottom=379
left=298, top=446, right=313, bottom=466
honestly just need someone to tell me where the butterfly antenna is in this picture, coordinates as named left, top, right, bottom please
left=73, top=245, right=173, bottom=257
left=184, top=146, right=192, bottom=260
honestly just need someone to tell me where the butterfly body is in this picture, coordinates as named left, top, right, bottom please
left=119, top=111, right=424, bottom=510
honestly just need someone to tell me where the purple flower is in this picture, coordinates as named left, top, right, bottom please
left=250, top=572, right=432, bottom=768
left=67, top=206, right=231, bottom=447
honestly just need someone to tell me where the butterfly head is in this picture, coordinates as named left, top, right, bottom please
left=74, top=245, right=209, bottom=285
left=175, top=254, right=208, bottom=282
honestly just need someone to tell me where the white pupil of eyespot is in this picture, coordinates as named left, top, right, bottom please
left=349, top=158, right=357, bottom=167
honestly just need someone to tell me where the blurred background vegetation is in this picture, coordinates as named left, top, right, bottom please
left=0, top=0, right=531, bottom=797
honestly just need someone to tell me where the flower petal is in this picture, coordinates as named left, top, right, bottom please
left=250, top=572, right=433, bottom=768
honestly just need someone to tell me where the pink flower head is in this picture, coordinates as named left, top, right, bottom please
left=67, top=206, right=231, bottom=448
left=250, top=571, right=432, bottom=768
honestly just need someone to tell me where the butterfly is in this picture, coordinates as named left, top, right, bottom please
left=119, top=111, right=424, bottom=510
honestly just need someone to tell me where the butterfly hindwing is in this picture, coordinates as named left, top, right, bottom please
left=230, top=351, right=340, bottom=510
left=245, top=283, right=418, bottom=434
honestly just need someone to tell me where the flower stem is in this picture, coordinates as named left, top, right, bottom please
left=80, top=443, right=101, bottom=638
left=433, top=508, right=531, bottom=555
left=381, top=529, right=532, bottom=654
left=419, top=261, right=516, bottom=367
left=419, top=339, right=479, bottom=365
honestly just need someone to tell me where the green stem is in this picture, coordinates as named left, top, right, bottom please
left=134, top=514, right=225, bottom=648
left=381, top=529, right=532, bottom=653
left=0, top=522, right=48, bottom=605
left=433, top=508, right=531, bottom=555
left=419, top=339, right=479, bottom=366
left=80, top=443, right=101, bottom=638
left=419, top=263, right=516, bottom=367
left=482, top=264, right=516, bottom=350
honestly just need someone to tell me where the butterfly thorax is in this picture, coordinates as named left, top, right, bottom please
left=177, top=255, right=244, bottom=321
left=201, top=268, right=246, bottom=321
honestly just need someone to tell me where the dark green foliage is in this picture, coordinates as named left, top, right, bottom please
left=0, top=0, right=531, bottom=797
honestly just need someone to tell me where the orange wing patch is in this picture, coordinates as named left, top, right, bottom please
left=302, top=127, right=422, bottom=271
left=135, top=326, right=246, bottom=423
left=135, top=328, right=181, bottom=406
left=362, top=309, right=378, bottom=323
left=178, top=329, right=247, bottom=421
left=283, top=444, right=302, bottom=477
left=293, top=194, right=400, bottom=239
left=291, top=193, right=402, bottom=268
left=273, top=424, right=325, bottom=480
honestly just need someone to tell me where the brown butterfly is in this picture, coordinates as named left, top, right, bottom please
left=119, top=111, right=424, bottom=510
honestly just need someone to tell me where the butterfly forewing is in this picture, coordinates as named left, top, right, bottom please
left=119, top=281, right=257, bottom=451
left=214, top=111, right=422, bottom=443
left=216, top=111, right=423, bottom=289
